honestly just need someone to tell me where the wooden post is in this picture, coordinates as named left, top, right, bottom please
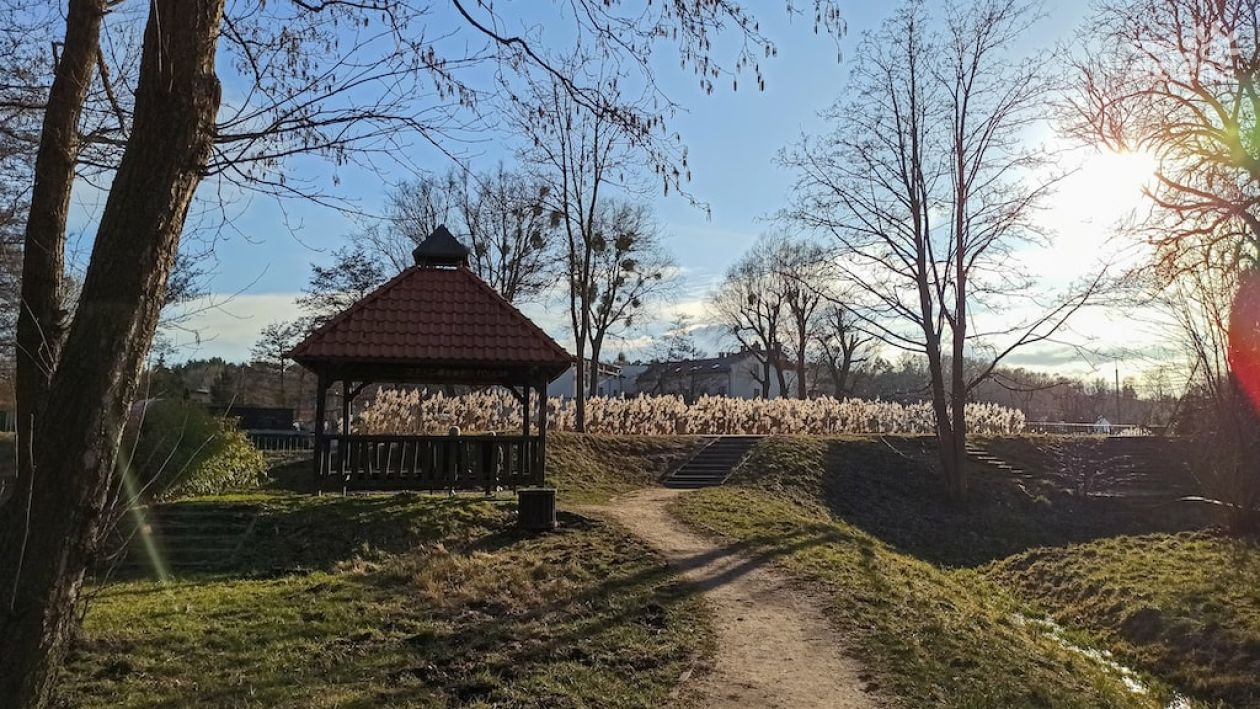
left=312, top=374, right=328, bottom=493
left=520, top=383, right=531, bottom=486
left=537, top=379, right=547, bottom=486
left=522, top=383, right=531, bottom=436
left=341, top=380, right=352, bottom=434
left=483, top=432, right=495, bottom=496
left=340, top=379, right=351, bottom=480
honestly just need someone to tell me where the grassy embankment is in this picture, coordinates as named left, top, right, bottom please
left=56, top=433, right=712, bottom=708
left=991, top=533, right=1260, bottom=707
left=670, top=436, right=1197, bottom=708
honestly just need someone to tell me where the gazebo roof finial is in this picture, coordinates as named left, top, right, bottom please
left=412, top=225, right=470, bottom=268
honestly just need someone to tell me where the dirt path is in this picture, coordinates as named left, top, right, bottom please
left=582, top=487, right=882, bottom=709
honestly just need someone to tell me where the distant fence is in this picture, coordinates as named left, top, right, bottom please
left=0, top=411, right=14, bottom=433
left=247, top=430, right=314, bottom=451
left=1023, top=421, right=1166, bottom=436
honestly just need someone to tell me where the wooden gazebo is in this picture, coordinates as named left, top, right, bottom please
left=287, top=226, right=572, bottom=493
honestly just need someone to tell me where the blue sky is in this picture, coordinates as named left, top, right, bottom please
left=124, top=0, right=1171, bottom=384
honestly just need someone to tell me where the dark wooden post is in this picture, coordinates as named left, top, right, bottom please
left=522, top=383, right=531, bottom=436
left=341, top=380, right=352, bottom=434
left=537, top=379, right=547, bottom=486
left=520, top=382, right=531, bottom=485
left=482, top=432, right=495, bottom=496
left=340, top=380, right=351, bottom=479
left=312, top=374, right=329, bottom=492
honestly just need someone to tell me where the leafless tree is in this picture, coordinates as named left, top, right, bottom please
left=1150, top=240, right=1260, bottom=528
left=781, top=0, right=1098, bottom=497
left=777, top=237, right=829, bottom=399
left=512, top=64, right=655, bottom=427
left=584, top=201, right=676, bottom=396
left=712, top=234, right=829, bottom=399
left=296, top=245, right=388, bottom=325
left=813, top=303, right=869, bottom=397
left=711, top=237, right=790, bottom=398
left=651, top=314, right=707, bottom=363
left=363, top=167, right=560, bottom=303
left=0, top=2, right=845, bottom=702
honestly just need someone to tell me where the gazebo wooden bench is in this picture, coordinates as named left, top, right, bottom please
left=287, top=226, right=572, bottom=495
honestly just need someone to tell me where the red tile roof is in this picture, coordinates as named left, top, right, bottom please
left=288, top=265, right=572, bottom=373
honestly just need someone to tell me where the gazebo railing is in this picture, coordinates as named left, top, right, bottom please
left=316, top=433, right=543, bottom=491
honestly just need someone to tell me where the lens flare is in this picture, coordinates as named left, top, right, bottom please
left=117, top=457, right=171, bottom=584
left=1229, top=269, right=1260, bottom=412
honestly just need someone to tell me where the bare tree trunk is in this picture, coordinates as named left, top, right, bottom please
left=773, top=349, right=788, bottom=397
left=573, top=347, right=586, bottom=432
left=795, top=336, right=808, bottom=400
left=926, top=340, right=958, bottom=491
left=587, top=334, right=604, bottom=398
left=950, top=234, right=970, bottom=498
left=0, top=2, right=224, bottom=705
left=761, top=355, right=771, bottom=399
left=949, top=309, right=969, bottom=498
left=11, top=0, right=105, bottom=520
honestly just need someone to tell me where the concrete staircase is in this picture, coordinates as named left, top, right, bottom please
left=965, top=441, right=1038, bottom=497
left=116, top=502, right=259, bottom=577
left=964, top=442, right=1026, bottom=476
left=664, top=436, right=762, bottom=489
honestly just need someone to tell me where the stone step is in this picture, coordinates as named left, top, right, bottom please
left=663, top=436, right=763, bottom=488
left=674, top=474, right=730, bottom=480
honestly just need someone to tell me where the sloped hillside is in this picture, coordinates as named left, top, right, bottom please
left=671, top=437, right=1180, bottom=708
left=989, top=532, right=1260, bottom=706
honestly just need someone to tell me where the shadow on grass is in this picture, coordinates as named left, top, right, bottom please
left=327, top=509, right=864, bottom=706
left=814, top=438, right=1212, bottom=568
left=78, top=507, right=714, bottom=707
left=107, top=492, right=515, bottom=582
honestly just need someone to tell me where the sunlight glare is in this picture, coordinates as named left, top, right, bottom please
left=1070, top=148, right=1158, bottom=222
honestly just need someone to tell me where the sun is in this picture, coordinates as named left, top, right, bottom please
left=1069, top=148, right=1159, bottom=222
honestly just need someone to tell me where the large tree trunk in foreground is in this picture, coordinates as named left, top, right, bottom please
left=11, top=0, right=105, bottom=507
left=0, top=1, right=225, bottom=705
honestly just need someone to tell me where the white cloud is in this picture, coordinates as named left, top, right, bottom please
left=162, top=293, right=304, bottom=362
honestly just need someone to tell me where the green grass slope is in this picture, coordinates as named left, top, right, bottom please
left=541, top=432, right=701, bottom=505
left=988, top=532, right=1260, bottom=706
left=671, top=437, right=1175, bottom=708
left=64, top=496, right=712, bottom=708
left=59, top=435, right=714, bottom=707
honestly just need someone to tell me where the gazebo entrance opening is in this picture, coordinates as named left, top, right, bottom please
left=313, top=376, right=548, bottom=492
left=288, top=226, right=572, bottom=493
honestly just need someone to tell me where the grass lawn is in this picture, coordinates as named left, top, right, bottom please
left=669, top=436, right=1185, bottom=708
left=989, top=532, right=1260, bottom=706
left=56, top=435, right=713, bottom=708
